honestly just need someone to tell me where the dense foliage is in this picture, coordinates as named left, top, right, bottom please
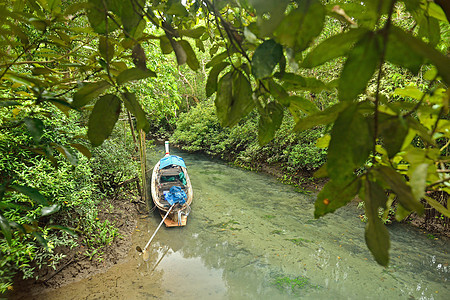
left=0, top=1, right=449, bottom=289
left=172, top=99, right=326, bottom=174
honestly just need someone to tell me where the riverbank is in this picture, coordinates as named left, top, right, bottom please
left=8, top=190, right=147, bottom=299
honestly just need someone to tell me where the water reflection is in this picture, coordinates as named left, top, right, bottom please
left=34, top=147, right=450, bottom=299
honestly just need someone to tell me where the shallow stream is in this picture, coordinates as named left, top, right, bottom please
left=39, top=147, right=449, bottom=299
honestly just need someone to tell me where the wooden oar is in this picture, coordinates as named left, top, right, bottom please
left=139, top=204, right=175, bottom=261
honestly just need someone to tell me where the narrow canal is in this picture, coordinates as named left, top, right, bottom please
left=36, top=147, right=449, bottom=299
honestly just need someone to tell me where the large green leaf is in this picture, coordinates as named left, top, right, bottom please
left=121, top=92, right=150, bottom=132
left=159, top=36, right=173, bottom=54
left=10, top=184, right=49, bottom=206
left=70, top=143, right=92, bottom=159
left=390, top=26, right=450, bottom=85
left=375, top=166, right=424, bottom=214
left=339, top=32, right=380, bottom=101
left=41, top=204, right=61, bottom=217
left=251, top=39, right=283, bottom=79
left=249, top=0, right=289, bottom=36
left=99, top=36, right=114, bottom=62
left=315, top=178, right=361, bottom=218
left=288, top=96, right=320, bottom=115
left=294, top=102, right=351, bottom=132
left=276, top=72, right=328, bottom=93
left=87, top=94, right=121, bottom=147
left=258, top=102, right=284, bottom=145
left=302, top=28, right=368, bottom=68
left=327, top=104, right=373, bottom=183
left=385, top=29, right=425, bottom=74
left=206, top=50, right=234, bottom=68
left=206, top=62, right=229, bottom=97
left=24, top=117, right=44, bottom=144
left=86, top=0, right=118, bottom=34
left=0, top=214, right=12, bottom=246
left=363, top=179, right=390, bottom=266
left=423, top=196, right=450, bottom=218
left=179, top=40, right=200, bottom=71
left=120, top=0, right=145, bottom=38
left=116, top=68, right=156, bottom=86
left=274, top=0, right=325, bottom=51
left=179, top=26, right=206, bottom=38
left=379, top=115, right=409, bottom=158
left=72, top=80, right=111, bottom=108
left=215, top=71, right=255, bottom=127
left=55, top=144, right=78, bottom=166
left=365, top=217, right=390, bottom=266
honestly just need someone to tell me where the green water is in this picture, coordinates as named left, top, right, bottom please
left=37, top=147, right=449, bottom=299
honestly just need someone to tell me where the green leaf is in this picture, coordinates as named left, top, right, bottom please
left=315, top=178, right=361, bottom=218
left=249, top=0, right=289, bottom=36
left=24, top=117, right=44, bottom=144
left=72, top=80, right=111, bottom=108
left=363, top=179, right=390, bottom=266
left=46, top=0, right=61, bottom=14
left=121, top=92, right=150, bottom=132
left=215, top=71, right=255, bottom=127
left=423, top=196, right=450, bottom=218
left=179, top=40, right=200, bottom=71
left=258, top=102, right=284, bottom=145
left=339, top=32, right=380, bottom=101
left=168, top=37, right=187, bottom=65
left=385, top=29, right=425, bottom=74
left=0, top=101, right=19, bottom=107
left=390, top=26, right=450, bottom=85
left=87, top=94, right=121, bottom=147
left=55, top=144, right=78, bottom=166
left=267, top=80, right=289, bottom=105
left=159, top=36, right=173, bottom=54
left=180, top=26, right=206, bottom=38
left=86, top=0, right=118, bottom=34
left=274, top=0, right=325, bottom=51
left=379, top=115, right=409, bottom=158
left=206, top=51, right=231, bottom=68
left=120, top=0, right=145, bottom=38
left=0, top=214, right=12, bottom=246
left=394, top=86, right=423, bottom=100
left=99, top=36, right=114, bottom=62
left=276, top=72, right=328, bottom=93
left=206, top=62, right=229, bottom=97
left=41, top=204, right=60, bottom=217
left=302, top=28, right=368, bottom=68
left=294, top=102, right=351, bottom=132
left=375, top=166, right=424, bottom=214
left=70, top=143, right=92, bottom=159
left=327, top=104, right=373, bottom=183
left=47, top=225, right=78, bottom=237
left=116, top=68, right=156, bottom=86
left=288, top=96, right=320, bottom=115
left=10, top=184, right=49, bottom=206
left=365, top=217, right=390, bottom=266
left=409, top=163, right=429, bottom=201
left=32, top=231, right=48, bottom=249
left=166, top=0, right=188, bottom=16
left=251, top=39, right=283, bottom=79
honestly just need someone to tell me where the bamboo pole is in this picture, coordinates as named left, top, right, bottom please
left=138, top=128, right=150, bottom=211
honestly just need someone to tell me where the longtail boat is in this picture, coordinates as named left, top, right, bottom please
left=150, top=142, right=193, bottom=227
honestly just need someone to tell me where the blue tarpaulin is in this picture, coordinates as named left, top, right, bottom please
left=159, top=155, right=187, bottom=170
left=163, top=186, right=187, bottom=205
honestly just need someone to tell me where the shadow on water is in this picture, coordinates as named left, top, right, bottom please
left=38, top=147, right=449, bottom=299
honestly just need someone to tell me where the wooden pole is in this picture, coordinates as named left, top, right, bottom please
left=138, top=129, right=150, bottom=211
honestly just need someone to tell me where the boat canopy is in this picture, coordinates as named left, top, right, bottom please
left=159, top=155, right=186, bottom=169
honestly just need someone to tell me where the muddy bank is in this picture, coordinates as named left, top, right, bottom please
left=8, top=191, right=147, bottom=299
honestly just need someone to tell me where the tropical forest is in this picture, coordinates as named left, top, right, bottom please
left=1, top=0, right=449, bottom=299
